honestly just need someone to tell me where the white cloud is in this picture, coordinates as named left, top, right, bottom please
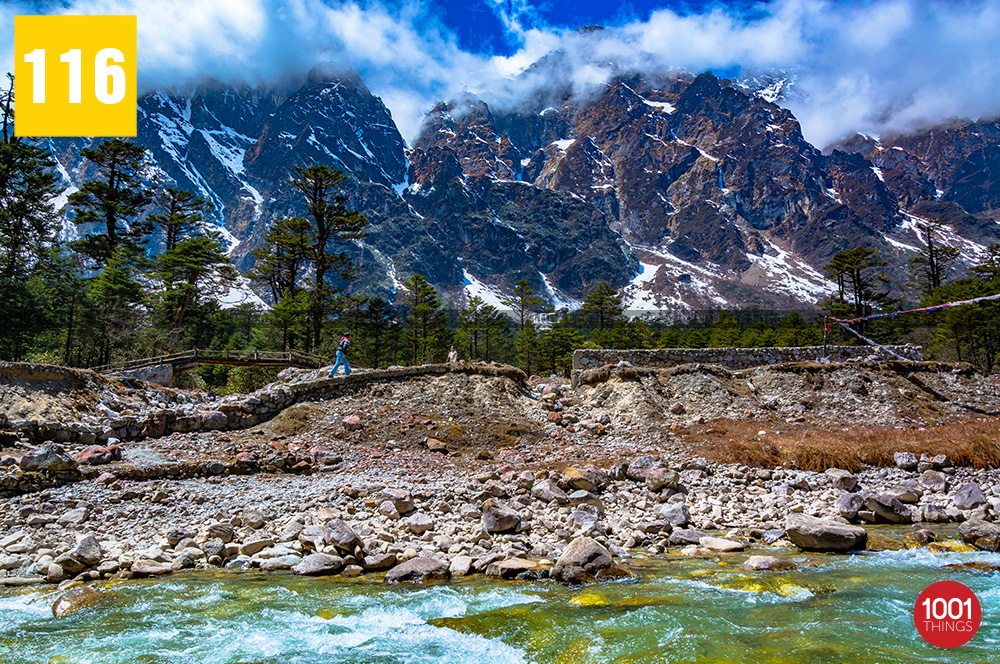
left=3, top=0, right=1000, bottom=147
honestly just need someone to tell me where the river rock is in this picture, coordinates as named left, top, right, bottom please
left=240, top=539, right=274, bottom=556
left=552, top=536, right=627, bottom=584
left=384, top=556, right=449, bottom=584
left=57, top=507, right=90, bottom=526
left=826, top=469, right=857, bottom=492
left=917, top=504, right=950, bottom=523
left=626, top=456, right=668, bottom=482
left=485, top=558, right=540, bottom=580
left=919, top=470, right=948, bottom=493
left=656, top=502, right=691, bottom=527
left=19, top=444, right=77, bottom=472
left=668, top=528, right=707, bottom=546
left=866, top=494, right=912, bottom=523
left=784, top=513, right=867, bottom=552
left=562, top=467, right=596, bottom=492
left=742, top=555, right=796, bottom=571
left=205, top=522, right=235, bottom=543
left=378, top=489, right=414, bottom=514
left=888, top=480, right=923, bottom=504
left=360, top=553, right=396, bottom=572
left=130, top=560, right=173, bottom=577
left=568, top=490, right=604, bottom=515
left=481, top=499, right=520, bottom=534
left=959, top=520, right=1000, bottom=551
left=293, top=553, right=344, bottom=576
left=531, top=479, right=568, bottom=504
left=836, top=493, right=866, bottom=520
left=699, top=536, right=745, bottom=552
left=170, top=553, right=196, bottom=570
left=645, top=468, right=680, bottom=492
left=326, top=519, right=363, bottom=554
left=46, top=563, right=67, bottom=583
left=342, top=415, right=363, bottom=431
left=260, top=555, right=300, bottom=571
left=298, top=525, right=332, bottom=551
left=405, top=513, right=435, bottom=536
left=70, top=534, right=102, bottom=566
left=893, top=452, right=918, bottom=471
left=449, top=555, right=473, bottom=577
left=52, top=586, right=109, bottom=617
left=953, top=483, right=986, bottom=510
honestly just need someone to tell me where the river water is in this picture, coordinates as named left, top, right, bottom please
left=2, top=541, right=998, bottom=664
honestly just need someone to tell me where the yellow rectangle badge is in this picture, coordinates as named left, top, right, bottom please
left=14, top=15, right=137, bottom=137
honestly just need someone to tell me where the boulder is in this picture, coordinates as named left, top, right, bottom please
left=378, top=489, right=414, bottom=514
left=742, top=555, right=796, bottom=571
left=75, top=445, right=121, bottom=465
left=893, top=452, right=918, bottom=471
left=53, top=554, right=85, bottom=575
left=205, top=522, right=235, bottom=543
left=568, top=490, right=604, bottom=515
left=958, top=520, right=1000, bottom=552
left=360, top=553, right=396, bottom=571
left=656, top=502, right=691, bottom=527
left=625, top=456, right=668, bottom=482
left=240, top=539, right=274, bottom=557
left=784, top=513, right=867, bottom=552
left=326, top=519, right=363, bottom=554
left=485, top=558, right=540, bottom=580
left=260, top=555, right=300, bottom=571
left=69, top=534, right=102, bottom=566
left=836, top=493, right=866, bottom=521
left=52, top=586, right=109, bottom=617
left=293, top=553, right=344, bottom=576
left=384, top=556, right=449, bottom=584
left=130, top=560, right=173, bottom=577
left=342, top=415, right=363, bottom=431
left=887, top=480, right=923, bottom=504
left=481, top=499, right=520, bottom=534
left=531, top=479, right=568, bottom=504
left=698, top=536, right=745, bottom=553
left=668, top=529, right=707, bottom=546
left=825, top=468, right=857, bottom=492
left=19, top=444, right=77, bottom=472
left=449, top=555, right=473, bottom=577
left=918, top=470, right=948, bottom=493
left=645, top=468, right=680, bottom=492
left=202, top=411, right=229, bottom=430
left=57, top=507, right=90, bottom=526
left=953, top=483, right=986, bottom=510
left=170, top=553, right=196, bottom=570
left=562, top=467, right=596, bottom=492
left=552, top=536, right=627, bottom=584
left=405, top=513, right=435, bottom=536
left=865, top=494, right=912, bottom=523
left=298, top=525, right=332, bottom=551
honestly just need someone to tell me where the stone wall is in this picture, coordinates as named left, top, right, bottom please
left=572, top=345, right=924, bottom=386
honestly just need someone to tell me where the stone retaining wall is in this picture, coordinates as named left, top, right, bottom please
left=571, top=345, right=924, bottom=387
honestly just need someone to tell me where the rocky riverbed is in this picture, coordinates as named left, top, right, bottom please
left=1, top=360, right=999, bottom=591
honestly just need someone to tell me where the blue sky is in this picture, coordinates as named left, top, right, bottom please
left=3, top=0, right=1000, bottom=146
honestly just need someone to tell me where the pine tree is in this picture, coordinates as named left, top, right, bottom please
left=250, top=216, right=313, bottom=349
left=0, top=73, right=62, bottom=359
left=502, top=279, right=544, bottom=330
left=68, top=139, right=151, bottom=266
left=402, top=273, right=449, bottom=364
left=288, top=165, right=369, bottom=351
left=581, top=280, right=624, bottom=339
left=540, top=316, right=584, bottom=376
left=908, top=219, right=960, bottom=297
left=157, top=234, right=236, bottom=352
left=148, top=188, right=211, bottom=252
left=823, top=247, right=892, bottom=333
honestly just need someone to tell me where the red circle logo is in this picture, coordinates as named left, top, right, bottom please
left=914, top=581, right=982, bottom=648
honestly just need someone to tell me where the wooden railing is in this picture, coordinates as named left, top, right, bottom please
left=91, top=348, right=328, bottom=374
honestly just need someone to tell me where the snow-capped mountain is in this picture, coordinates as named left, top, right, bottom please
left=47, top=66, right=1000, bottom=314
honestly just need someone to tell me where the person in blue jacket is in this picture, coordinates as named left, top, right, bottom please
left=329, top=333, right=351, bottom=376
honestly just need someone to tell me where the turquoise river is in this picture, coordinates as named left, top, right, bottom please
left=2, top=538, right=998, bottom=664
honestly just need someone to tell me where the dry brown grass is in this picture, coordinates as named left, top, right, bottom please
left=694, top=417, right=1000, bottom=472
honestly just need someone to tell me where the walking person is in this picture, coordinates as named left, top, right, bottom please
left=329, top=333, right=351, bottom=376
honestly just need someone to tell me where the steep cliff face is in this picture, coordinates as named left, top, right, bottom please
left=49, top=64, right=1000, bottom=314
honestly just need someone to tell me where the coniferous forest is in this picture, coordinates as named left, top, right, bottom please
left=2, top=74, right=999, bottom=390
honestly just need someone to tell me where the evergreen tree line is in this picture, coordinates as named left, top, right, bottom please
left=3, top=72, right=1000, bottom=383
